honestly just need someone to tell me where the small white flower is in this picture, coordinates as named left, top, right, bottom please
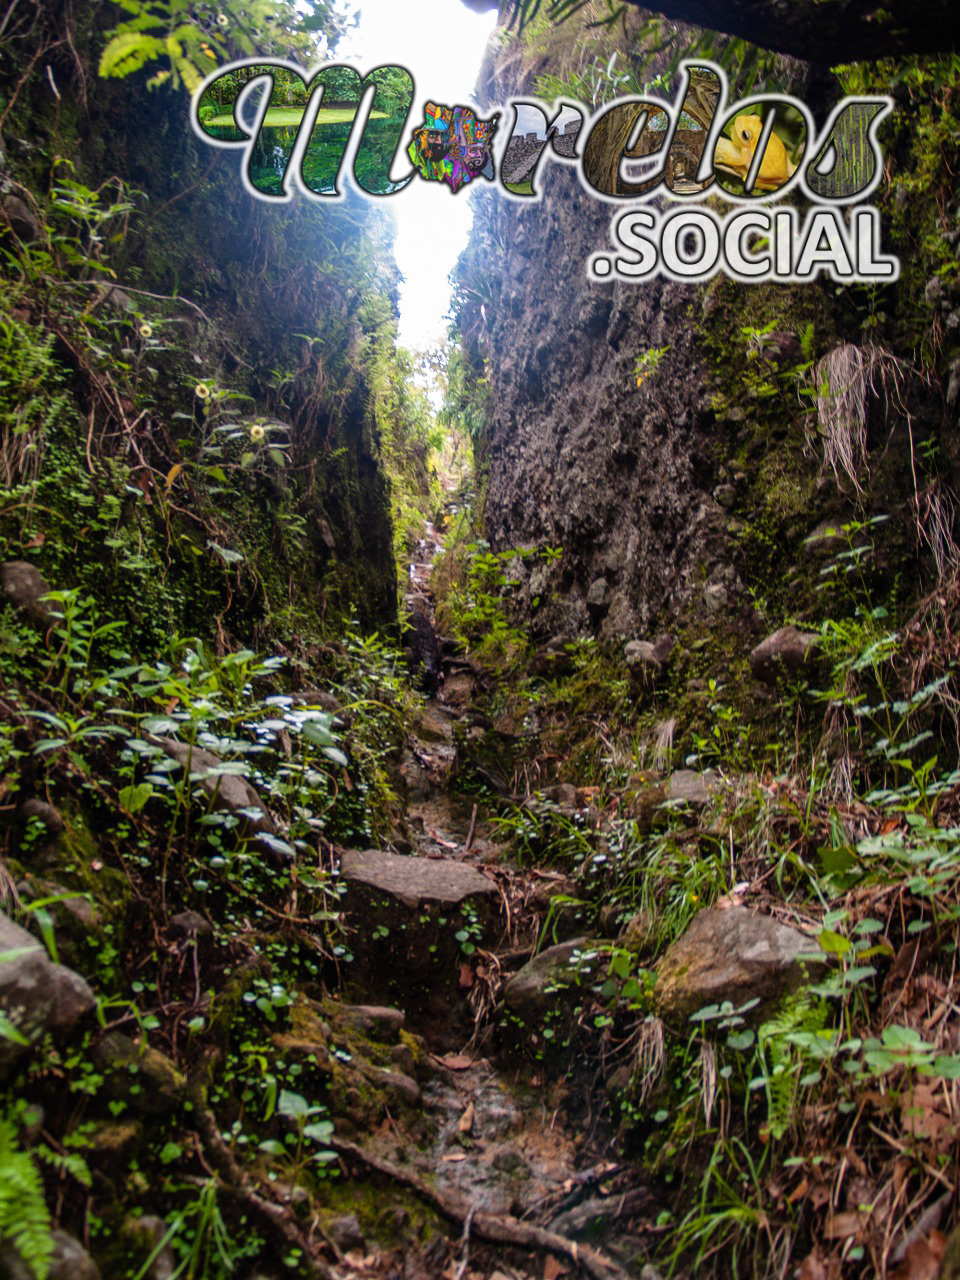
left=249, top=424, right=266, bottom=443
left=139, top=323, right=153, bottom=339
left=194, top=383, right=211, bottom=400
left=216, top=12, right=228, bottom=26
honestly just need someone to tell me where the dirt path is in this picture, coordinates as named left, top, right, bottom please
left=328, top=512, right=654, bottom=1279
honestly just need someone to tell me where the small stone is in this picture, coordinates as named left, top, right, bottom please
left=492, top=1145, right=529, bottom=1175
left=713, top=483, right=737, bottom=509
left=327, top=1214, right=365, bottom=1252
left=749, top=626, right=820, bottom=684
left=624, top=640, right=661, bottom=675
left=339, top=1004, right=406, bottom=1038
left=654, top=906, right=825, bottom=1024
left=169, top=910, right=213, bottom=939
left=605, top=1065, right=631, bottom=1095
left=361, top=1065, right=421, bottom=1107
left=948, top=359, right=960, bottom=410
left=47, top=1231, right=101, bottom=1280
left=0, top=561, right=56, bottom=630
left=48, top=964, right=98, bottom=1035
left=0, top=194, right=42, bottom=242
left=618, top=910, right=656, bottom=954
left=925, top=276, right=944, bottom=307
left=389, top=1042, right=417, bottom=1077
left=702, top=583, right=728, bottom=615
left=120, top=1215, right=175, bottom=1280
left=538, top=783, right=578, bottom=807
left=17, top=799, right=64, bottom=839
left=586, top=577, right=608, bottom=608
left=666, top=770, right=719, bottom=806
left=317, top=518, right=337, bottom=553
left=803, top=519, right=846, bottom=558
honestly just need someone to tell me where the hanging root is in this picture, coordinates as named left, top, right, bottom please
left=808, top=342, right=916, bottom=495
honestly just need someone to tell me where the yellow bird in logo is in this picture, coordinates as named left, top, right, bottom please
left=713, top=113, right=797, bottom=192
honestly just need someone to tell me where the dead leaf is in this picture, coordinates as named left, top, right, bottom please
left=441, top=1152, right=467, bottom=1163
left=891, top=1232, right=946, bottom=1280
left=900, top=1082, right=955, bottom=1145
left=796, top=1251, right=841, bottom=1280
left=823, top=1211, right=865, bottom=1240
left=439, top=1054, right=473, bottom=1071
left=458, top=964, right=474, bottom=990
left=787, top=1177, right=809, bottom=1204
left=164, top=462, right=183, bottom=493
left=458, top=1101, right=475, bottom=1135
left=23, top=533, right=45, bottom=548
left=543, top=1257, right=567, bottom=1280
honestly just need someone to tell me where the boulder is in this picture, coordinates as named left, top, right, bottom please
left=502, top=938, right=592, bottom=1022
left=338, top=853, right=498, bottom=1029
left=654, top=907, right=824, bottom=1024
left=339, top=850, right=495, bottom=911
left=0, top=911, right=95, bottom=1076
left=0, top=561, right=56, bottom=630
left=154, top=739, right=275, bottom=835
left=749, top=626, right=820, bottom=684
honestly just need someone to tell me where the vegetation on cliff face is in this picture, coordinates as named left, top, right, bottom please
left=433, top=8, right=960, bottom=1277
left=4, top=2, right=960, bottom=1280
left=0, top=2, right=442, bottom=1277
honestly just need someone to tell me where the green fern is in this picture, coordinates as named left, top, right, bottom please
left=98, top=31, right=167, bottom=80
left=756, top=993, right=828, bottom=1140
left=0, top=1120, right=53, bottom=1280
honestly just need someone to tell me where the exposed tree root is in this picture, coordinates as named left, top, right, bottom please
left=332, top=1138, right=637, bottom=1280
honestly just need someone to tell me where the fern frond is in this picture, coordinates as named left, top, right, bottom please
left=98, top=32, right=166, bottom=80
left=0, top=1121, right=53, bottom=1280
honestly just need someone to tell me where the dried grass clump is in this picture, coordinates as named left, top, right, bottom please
left=653, top=716, right=676, bottom=774
left=809, top=342, right=913, bottom=495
